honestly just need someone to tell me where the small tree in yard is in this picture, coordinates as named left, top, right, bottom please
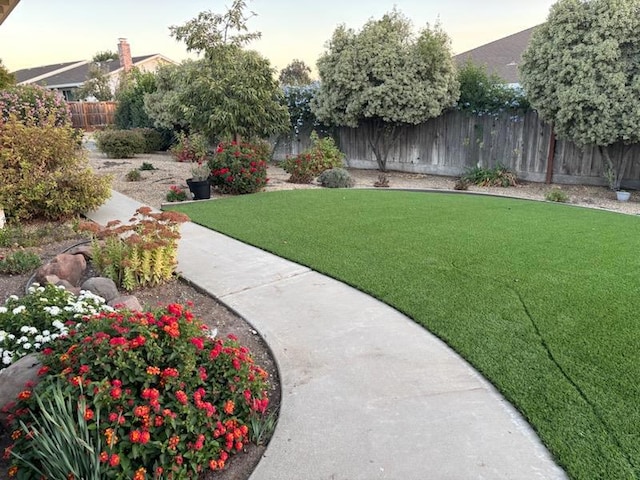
left=520, top=0, right=640, bottom=191
left=153, top=0, right=288, bottom=142
left=0, top=59, right=15, bottom=89
left=279, top=59, right=313, bottom=86
left=312, top=10, right=459, bottom=171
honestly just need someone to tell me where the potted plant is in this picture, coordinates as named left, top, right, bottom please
left=187, top=162, right=211, bottom=200
left=616, top=190, right=631, bottom=202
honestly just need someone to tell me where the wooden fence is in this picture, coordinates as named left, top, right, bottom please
left=273, top=110, right=640, bottom=188
left=67, top=101, right=116, bottom=131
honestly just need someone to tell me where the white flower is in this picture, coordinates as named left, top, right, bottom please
left=12, top=305, right=26, bottom=315
left=23, top=343, right=32, bottom=350
left=0, top=307, right=7, bottom=314
left=17, top=336, right=28, bottom=344
left=42, top=330, right=51, bottom=336
left=20, top=325, right=30, bottom=333
left=0, top=330, right=6, bottom=342
left=8, top=295, right=19, bottom=301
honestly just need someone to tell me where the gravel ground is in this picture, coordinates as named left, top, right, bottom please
left=85, top=142, right=640, bottom=216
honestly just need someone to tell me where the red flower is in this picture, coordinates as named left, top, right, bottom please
left=109, top=337, right=127, bottom=346
left=162, top=367, right=179, bottom=378
left=109, top=454, right=120, bottom=467
left=175, top=391, right=188, bottom=405
left=223, top=400, right=235, bottom=415
left=190, top=337, right=204, bottom=350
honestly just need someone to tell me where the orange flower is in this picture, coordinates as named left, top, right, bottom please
left=146, top=366, right=161, bottom=375
left=223, top=399, right=235, bottom=415
left=17, top=390, right=31, bottom=401
left=8, top=466, right=17, bottom=477
left=133, top=467, right=146, bottom=480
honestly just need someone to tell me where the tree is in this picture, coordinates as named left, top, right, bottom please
left=115, top=69, right=157, bottom=129
left=312, top=10, right=459, bottom=171
left=456, top=59, right=529, bottom=114
left=520, top=0, right=640, bottom=190
left=75, top=63, right=113, bottom=101
left=92, top=50, right=119, bottom=63
left=279, top=59, right=312, bottom=86
left=0, top=59, right=16, bottom=89
left=150, top=1, right=288, bottom=141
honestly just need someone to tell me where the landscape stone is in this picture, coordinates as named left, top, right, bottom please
left=108, top=295, right=142, bottom=312
left=35, top=253, right=86, bottom=287
left=81, top=277, right=119, bottom=302
left=66, top=244, right=93, bottom=260
left=0, top=354, right=41, bottom=425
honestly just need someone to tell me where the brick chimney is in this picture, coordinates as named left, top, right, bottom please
left=117, top=38, right=133, bottom=72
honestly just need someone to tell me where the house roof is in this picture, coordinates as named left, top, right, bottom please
left=14, top=54, right=170, bottom=88
left=454, top=26, right=539, bottom=84
left=0, top=0, right=21, bottom=26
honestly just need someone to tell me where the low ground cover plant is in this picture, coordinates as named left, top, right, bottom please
left=0, top=251, right=41, bottom=274
left=462, top=163, right=517, bottom=187
left=4, top=302, right=271, bottom=479
left=318, top=168, right=354, bottom=188
left=281, top=132, right=345, bottom=183
left=209, top=141, right=269, bottom=195
left=545, top=188, right=569, bottom=203
left=79, top=207, right=189, bottom=291
left=166, top=185, right=188, bottom=202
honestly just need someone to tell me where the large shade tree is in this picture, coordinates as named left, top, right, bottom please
left=312, top=10, right=459, bottom=171
left=520, top=0, right=640, bottom=190
left=0, top=59, right=15, bottom=89
left=146, top=0, right=288, bottom=141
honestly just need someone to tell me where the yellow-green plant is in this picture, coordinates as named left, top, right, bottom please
left=80, top=207, right=189, bottom=290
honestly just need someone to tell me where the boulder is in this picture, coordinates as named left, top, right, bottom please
left=66, top=244, right=93, bottom=260
left=109, top=295, right=142, bottom=312
left=81, top=277, right=118, bottom=302
left=0, top=354, right=42, bottom=425
left=35, top=253, right=86, bottom=287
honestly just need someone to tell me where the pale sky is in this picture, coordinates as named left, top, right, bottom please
left=0, top=0, right=556, bottom=75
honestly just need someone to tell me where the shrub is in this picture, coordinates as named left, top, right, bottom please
left=453, top=177, right=470, bottom=190
left=79, top=207, right=190, bottom=291
left=166, top=185, right=187, bottom=202
left=209, top=141, right=269, bottom=195
left=0, top=117, right=112, bottom=221
left=0, top=250, right=41, bottom=274
left=6, top=304, right=271, bottom=479
left=545, top=188, right=570, bottom=203
left=139, top=162, right=156, bottom=171
left=0, top=283, right=112, bottom=371
left=281, top=131, right=345, bottom=183
left=318, top=168, right=354, bottom=188
left=125, top=169, right=142, bottom=182
left=95, top=129, right=146, bottom=158
left=132, top=128, right=167, bottom=153
left=114, top=69, right=157, bottom=130
left=0, top=85, right=71, bottom=126
left=462, top=164, right=517, bottom=187
left=170, top=132, right=208, bottom=163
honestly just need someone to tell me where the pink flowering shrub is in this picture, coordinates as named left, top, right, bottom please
left=208, top=141, right=269, bottom=195
left=4, top=303, right=271, bottom=479
left=0, top=85, right=71, bottom=126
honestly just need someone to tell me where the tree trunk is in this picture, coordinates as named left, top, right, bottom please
left=367, top=120, right=403, bottom=172
left=599, top=143, right=634, bottom=191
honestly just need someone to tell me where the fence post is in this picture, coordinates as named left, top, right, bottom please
left=545, top=123, right=556, bottom=184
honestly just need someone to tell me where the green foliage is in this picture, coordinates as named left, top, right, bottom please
left=0, top=250, right=41, bottom=274
left=95, top=129, right=145, bottom=158
left=92, top=50, right=119, bottom=63
left=7, top=303, right=271, bottom=479
left=151, top=2, right=288, bottom=142
left=0, top=283, right=111, bottom=370
left=456, top=59, right=529, bottom=114
left=281, top=82, right=328, bottom=136
left=520, top=0, right=640, bottom=190
left=74, top=63, right=113, bottom=101
left=115, top=69, right=157, bottom=130
left=545, top=188, right=570, bottom=203
left=279, top=59, right=313, bottom=86
left=0, top=84, right=70, bottom=126
left=170, top=132, right=209, bottom=163
left=281, top=132, right=345, bottom=183
left=139, top=162, right=156, bottom=171
left=10, top=381, right=103, bottom=480
left=79, top=207, right=189, bottom=291
left=209, top=141, right=269, bottom=194
left=131, top=128, right=166, bottom=153
left=0, top=118, right=112, bottom=221
left=166, top=185, right=187, bottom=202
left=0, top=221, right=80, bottom=248
left=312, top=9, right=459, bottom=171
left=125, top=169, right=142, bottom=182
left=462, top=164, right=517, bottom=187
left=318, top=168, right=354, bottom=188
left=0, top=59, right=16, bottom=89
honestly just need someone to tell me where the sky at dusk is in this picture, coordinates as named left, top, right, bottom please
left=0, top=0, right=557, bottom=75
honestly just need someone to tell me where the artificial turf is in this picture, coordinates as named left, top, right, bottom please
left=170, top=189, right=640, bottom=479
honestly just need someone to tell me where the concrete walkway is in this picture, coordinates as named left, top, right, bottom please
left=88, top=192, right=568, bottom=480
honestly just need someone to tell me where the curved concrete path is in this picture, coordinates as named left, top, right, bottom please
left=88, top=192, right=568, bottom=480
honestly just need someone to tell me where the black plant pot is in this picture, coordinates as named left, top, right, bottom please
left=186, top=178, right=211, bottom=200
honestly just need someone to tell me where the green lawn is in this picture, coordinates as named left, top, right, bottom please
left=169, top=189, right=640, bottom=480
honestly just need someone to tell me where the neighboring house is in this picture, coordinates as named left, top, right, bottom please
left=13, top=39, right=176, bottom=100
left=454, top=26, right=538, bottom=86
left=0, top=0, right=20, bottom=26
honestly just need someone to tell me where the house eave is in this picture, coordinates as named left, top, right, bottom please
left=0, top=0, right=20, bottom=26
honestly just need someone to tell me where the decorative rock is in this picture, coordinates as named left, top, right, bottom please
left=43, top=274, right=61, bottom=285
left=108, top=295, right=143, bottom=312
left=0, top=354, right=42, bottom=424
left=66, top=244, right=93, bottom=260
left=35, top=253, right=87, bottom=287
left=81, top=277, right=119, bottom=302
